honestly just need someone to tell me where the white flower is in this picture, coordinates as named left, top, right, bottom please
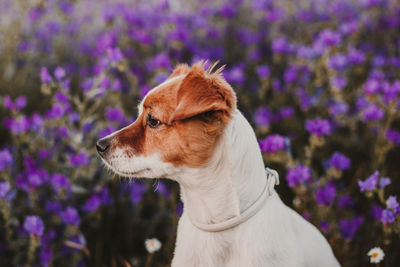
left=145, top=238, right=162, bottom=253
left=367, top=247, right=385, bottom=263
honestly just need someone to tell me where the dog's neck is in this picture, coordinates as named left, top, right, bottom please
left=176, top=110, right=267, bottom=225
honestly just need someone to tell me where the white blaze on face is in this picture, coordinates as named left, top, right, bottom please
left=137, top=75, right=184, bottom=116
left=101, top=148, right=176, bottom=179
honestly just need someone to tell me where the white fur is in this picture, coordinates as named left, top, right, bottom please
left=105, top=109, right=341, bottom=267
left=101, top=149, right=177, bottom=179
left=138, top=75, right=184, bottom=115
left=170, top=111, right=340, bottom=267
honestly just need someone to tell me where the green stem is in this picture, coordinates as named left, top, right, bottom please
left=0, top=200, right=13, bottom=245
left=26, top=234, right=39, bottom=267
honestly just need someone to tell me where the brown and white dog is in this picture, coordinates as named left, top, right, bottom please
left=96, top=61, right=340, bottom=267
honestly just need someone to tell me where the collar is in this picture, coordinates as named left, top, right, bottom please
left=189, top=167, right=279, bottom=232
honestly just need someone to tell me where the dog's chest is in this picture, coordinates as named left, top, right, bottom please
left=172, top=214, right=240, bottom=267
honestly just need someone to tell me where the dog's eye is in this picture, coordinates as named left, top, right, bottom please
left=147, top=114, right=162, bottom=128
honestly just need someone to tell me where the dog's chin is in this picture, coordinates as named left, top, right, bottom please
left=100, top=157, right=156, bottom=179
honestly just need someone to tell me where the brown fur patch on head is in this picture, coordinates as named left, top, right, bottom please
left=170, top=61, right=237, bottom=124
left=112, top=60, right=237, bottom=168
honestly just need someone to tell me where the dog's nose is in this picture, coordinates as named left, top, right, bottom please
left=96, top=138, right=110, bottom=153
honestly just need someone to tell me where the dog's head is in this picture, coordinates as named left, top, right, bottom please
left=96, top=61, right=237, bottom=179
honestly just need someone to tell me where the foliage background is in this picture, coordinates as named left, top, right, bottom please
left=0, top=0, right=400, bottom=266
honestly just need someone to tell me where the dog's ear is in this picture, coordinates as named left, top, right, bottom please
left=167, top=64, right=191, bottom=80
left=169, top=62, right=237, bottom=123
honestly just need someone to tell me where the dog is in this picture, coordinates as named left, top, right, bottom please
left=96, top=61, right=340, bottom=267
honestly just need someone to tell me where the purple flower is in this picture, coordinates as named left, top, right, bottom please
left=278, top=107, right=294, bottom=119
left=348, top=48, right=365, bottom=64
left=379, top=177, right=391, bottom=188
left=305, top=118, right=331, bottom=136
left=386, top=196, right=399, bottom=210
left=219, top=3, right=236, bottom=18
left=99, top=77, right=111, bottom=90
left=254, top=107, right=272, bottom=126
left=146, top=53, right=171, bottom=70
left=81, top=78, right=94, bottom=92
left=41, top=230, right=56, bottom=248
left=382, top=80, right=400, bottom=103
left=107, top=47, right=124, bottom=63
left=30, top=113, right=44, bottom=131
left=272, top=37, right=290, bottom=53
left=297, top=46, right=317, bottom=59
left=362, top=104, right=384, bottom=122
left=358, top=171, right=379, bottom=192
left=54, top=126, right=69, bottom=138
left=4, top=95, right=27, bottom=111
left=40, top=247, right=52, bottom=267
left=225, top=65, right=245, bottom=86
left=259, top=134, right=286, bottom=153
left=105, top=107, right=125, bottom=124
left=100, top=186, right=113, bottom=205
left=317, top=29, right=341, bottom=47
left=284, top=66, right=297, bottom=84
left=386, top=129, right=400, bottom=145
left=140, top=85, right=151, bottom=98
left=45, top=201, right=62, bottom=214
left=339, top=216, right=363, bottom=240
left=330, top=76, right=347, bottom=90
left=70, top=152, right=90, bottom=167
left=130, top=182, right=147, bottom=204
left=256, top=65, right=270, bottom=79
left=27, top=171, right=45, bottom=188
left=337, top=195, right=354, bottom=208
left=0, top=181, right=10, bottom=199
left=371, top=205, right=383, bottom=220
left=176, top=202, right=183, bottom=217
left=51, top=174, right=70, bottom=195
left=40, top=67, right=52, bottom=83
left=15, top=96, right=27, bottom=110
left=315, top=182, right=336, bottom=206
left=381, top=209, right=395, bottom=224
left=155, top=182, right=171, bottom=198
left=99, top=125, right=116, bottom=138
left=328, top=53, right=348, bottom=71
left=286, top=164, right=312, bottom=187
left=46, top=103, right=65, bottom=119
left=340, top=21, right=358, bottom=35
left=364, top=79, right=381, bottom=95
left=4, top=95, right=14, bottom=109
left=24, top=216, right=45, bottom=236
left=0, top=148, right=13, bottom=171
left=329, top=101, right=348, bottom=116
left=329, top=152, right=351, bottom=170
left=54, top=67, right=66, bottom=80
left=372, top=55, right=386, bottom=67
left=319, top=221, right=330, bottom=232
left=60, top=207, right=80, bottom=226
left=69, top=112, right=80, bottom=124
left=55, top=91, right=69, bottom=104
left=4, top=116, right=30, bottom=134
left=83, top=194, right=102, bottom=212
left=111, top=79, right=122, bottom=91
left=356, top=96, right=369, bottom=111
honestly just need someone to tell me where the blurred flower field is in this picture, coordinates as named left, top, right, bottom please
left=0, top=0, right=400, bottom=266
